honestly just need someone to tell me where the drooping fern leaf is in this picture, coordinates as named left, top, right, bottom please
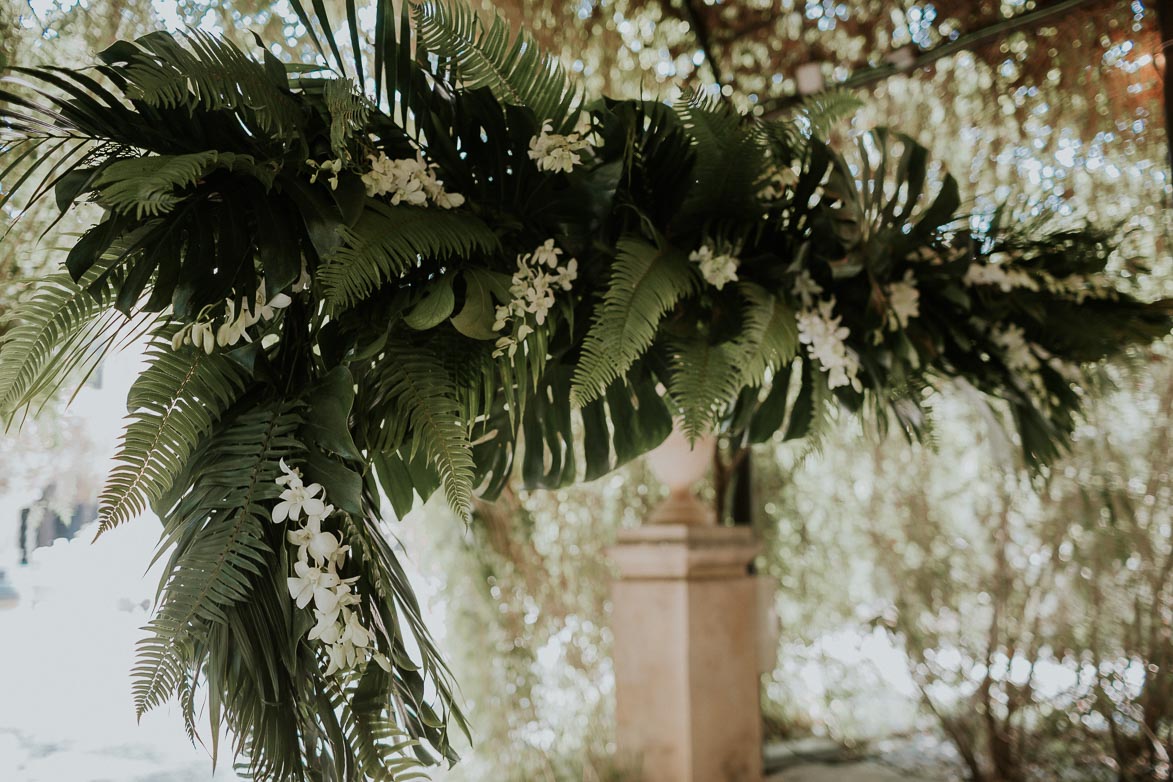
left=323, top=77, right=370, bottom=159
left=675, top=90, right=766, bottom=221
left=0, top=269, right=151, bottom=425
left=571, top=235, right=696, bottom=407
left=733, top=282, right=799, bottom=388
left=132, top=402, right=302, bottom=719
left=319, top=201, right=500, bottom=310
left=799, top=88, right=863, bottom=141
left=92, top=151, right=273, bottom=219
left=666, top=336, right=744, bottom=440
left=414, top=0, right=581, bottom=130
left=369, top=341, right=476, bottom=518
left=97, top=333, right=249, bottom=534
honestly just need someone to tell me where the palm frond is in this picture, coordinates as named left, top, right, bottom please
left=319, top=201, right=500, bottom=310
left=106, top=31, right=302, bottom=143
left=571, top=235, right=696, bottom=407
left=132, top=402, right=302, bottom=719
left=414, top=0, right=581, bottom=130
left=97, top=333, right=249, bottom=534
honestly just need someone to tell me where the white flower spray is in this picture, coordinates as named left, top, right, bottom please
left=689, top=241, right=740, bottom=290
left=792, top=270, right=862, bottom=392
left=273, top=459, right=390, bottom=676
left=171, top=284, right=292, bottom=354
left=493, top=239, right=578, bottom=358
left=528, top=120, right=593, bottom=174
left=361, top=151, right=465, bottom=209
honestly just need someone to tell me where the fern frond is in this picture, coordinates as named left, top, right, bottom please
left=92, top=151, right=272, bottom=219
left=414, top=0, right=581, bottom=130
left=320, top=202, right=500, bottom=310
left=799, top=88, right=863, bottom=140
left=323, top=78, right=370, bottom=158
left=369, top=342, right=475, bottom=518
left=110, top=31, right=302, bottom=142
left=98, top=334, right=249, bottom=534
left=668, top=336, right=743, bottom=440
left=570, top=235, right=696, bottom=407
left=0, top=270, right=151, bottom=424
left=675, top=89, right=766, bottom=220
left=733, top=282, right=799, bottom=387
left=132, top=402, right=302, bottom=718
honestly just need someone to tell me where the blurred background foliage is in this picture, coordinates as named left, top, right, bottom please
left=2, top=0, right=1171, bottom=780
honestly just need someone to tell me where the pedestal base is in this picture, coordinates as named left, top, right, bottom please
left=610, top=524, right=763, bottom=782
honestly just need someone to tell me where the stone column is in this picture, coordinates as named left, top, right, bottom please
left=611, top=523, right=763, bottom=782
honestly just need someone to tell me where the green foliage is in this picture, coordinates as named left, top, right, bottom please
left=320, top=202, right=501, bottom=310
left=0, top=269, right=151, bottom=424
left=93, top=151, right=272, bottom=219
left=364, top=340, right=476, bottom=519
left=798, top=89, right=864, bottom=140
left=675, top=90, right=767, bottom=222
left=571, top=235, right=697, bottom=406
left=107, top=30, right=303, bottom=142
left=414, top=0, right=581, bottom=130
left=324, top=78, right=371, bottom=158
left=98, top=333, right=249, bottom=533
left=133, top=402, right=301, bottom=720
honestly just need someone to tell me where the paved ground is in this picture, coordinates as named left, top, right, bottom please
left=769, top=762, right=942, bottom=781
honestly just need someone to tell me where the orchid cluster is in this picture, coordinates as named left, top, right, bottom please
left=274, top=459, right=389, bottom=676
left=689, top=241, right=741, bottom=290
left=527, top=120, right=593, bottom=174
left=492, top=239, right=578, bottom=358
left=361, top=151, right=465, bottom=209
left=793, top=271, right=863, bottom=392
left=882, top=270, right=920, bottom=334
left=963, top=253, right=1116, bottom=307
left=171, top=285, right=292, bottom=353
left=306, top=158, right=344, bottom=191
left=963, top=260, right=1038, bottom=293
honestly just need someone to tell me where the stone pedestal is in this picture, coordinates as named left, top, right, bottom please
left=611, top=524, right=763, bottom=782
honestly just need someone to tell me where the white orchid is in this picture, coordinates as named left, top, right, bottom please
left=250, top=286, right=292, bottom=324
left=307, top=158, right=343, bottom=190
left=792, top=270, right=823, bottom=307
left=361, top=151, right=464, bottom=209
left=190, top=320, right=216, bottom=354
left=531, top=239, right=562, bottom=268
left=306, top=524, right=343, bottom=564
left=689, top=242, right=739, bottom=290
left=286, top=560, right=340, bottom=610
left=273, top=481, right=325, bottom=523
left=797, top=297, right=862, bottom=392
left=884, top=271, right=920, bottom=332
left=308, top=608, right=343, bottom=644
left=492, top=240, right=577, bottom=350
left=216, top=300, right=251, bottom=348
left=338, top=609, right=371, bottom=649
left=528, top=121, right=592, bottom=174
left=276, top=458, right=302, bottom=488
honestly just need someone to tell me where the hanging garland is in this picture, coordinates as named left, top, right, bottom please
left=0, top=1, right=1169, bottom=778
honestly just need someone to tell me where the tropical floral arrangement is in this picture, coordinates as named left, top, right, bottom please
left=0, top=0, right=1169, bottom=778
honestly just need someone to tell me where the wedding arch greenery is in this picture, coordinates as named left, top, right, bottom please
left=0, top=0, right=1169, bottom=778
